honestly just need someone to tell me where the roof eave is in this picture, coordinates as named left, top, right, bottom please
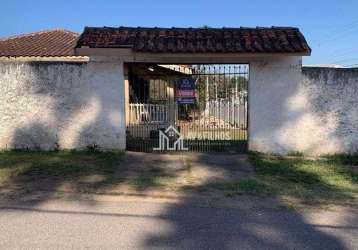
left=76, top=47, right=310, bottom=56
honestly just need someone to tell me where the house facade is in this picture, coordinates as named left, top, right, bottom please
left=0, top=27, right=357, bottom=155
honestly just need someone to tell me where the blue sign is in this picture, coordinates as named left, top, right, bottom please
left=176, top=78, right=196, bottom=104
left=176, top=77, right=195, bottom=90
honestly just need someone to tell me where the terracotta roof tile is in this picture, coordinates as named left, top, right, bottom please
left=77, top=26, right=311, bottom=54
left=0, top=29, right=79, bottom=57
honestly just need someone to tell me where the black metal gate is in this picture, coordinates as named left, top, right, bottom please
left=126, top=63, right=248, bottom=153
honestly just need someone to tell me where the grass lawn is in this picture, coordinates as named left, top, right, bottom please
left=0, top=150, right=124, bottom=192
left=247, top=152, right=358, bottom=205
left=0, top=150, right=357, bottom=206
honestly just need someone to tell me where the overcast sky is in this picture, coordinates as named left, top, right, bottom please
left=1, top=0, right=357, bottom=66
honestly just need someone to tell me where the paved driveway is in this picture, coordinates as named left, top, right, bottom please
left=0, top=197, right=357, bottom=250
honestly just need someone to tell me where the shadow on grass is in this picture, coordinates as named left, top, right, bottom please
left=1, top=150, right=356, bottom=206
left=0, top=150, right=185, bottom=204
left=248, top=151, right=358, bottom=205
left=0, top=150, right=125, bottom=205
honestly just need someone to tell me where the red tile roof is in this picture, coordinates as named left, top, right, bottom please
left=77, top=26, right=311, bottom=54
left=0, top=29, right=79, bottom=57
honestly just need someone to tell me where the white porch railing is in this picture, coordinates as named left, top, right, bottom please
left=129, top=101, right=246, bottom=127
left=204, top=100, right=247, bottom=127
left=129, top=103, right=168, bottom=124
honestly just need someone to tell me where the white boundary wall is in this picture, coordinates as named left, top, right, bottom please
left=0, top=56, right=357, bottom=155
left=249, top=57, right=358, bottom=155
left=0, top=61, right=125, bottom=150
